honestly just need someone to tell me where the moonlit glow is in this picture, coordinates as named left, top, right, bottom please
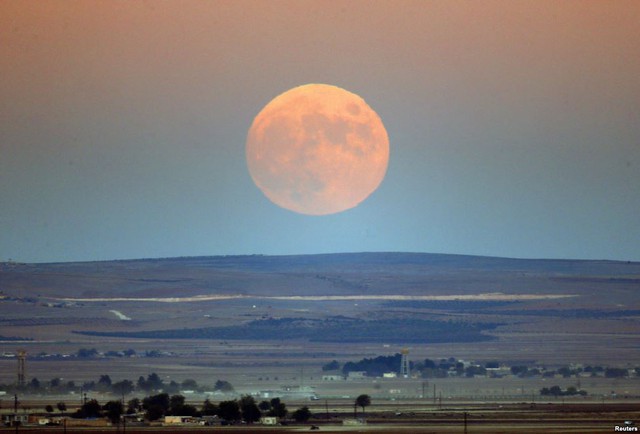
left=246, top=84, right=389, bottom=215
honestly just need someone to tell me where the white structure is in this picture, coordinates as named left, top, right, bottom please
left=347, top=371, right=367, bottom=380
left=343, top=418, right=367, bottom=425
left=322, top=375, right=343, bottom=381
left=260, top=416, right=279, bottom=425
left=163, top=416, right=197, bottom=425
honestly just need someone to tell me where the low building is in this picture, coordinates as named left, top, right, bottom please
left=322, top=374, right=344, bottom=381
left=199, top=415, right=219, bottom=426
left=347, top=371, right=367, bottom=380
left=260, top=416, right=279, bottom=425
left=343, top=418, right=366, bottom=425
left=2, top=414, right=29, bottom=426
left=163, top=416, right=198, bottom=425
left=62, top=418, right=111, bottom=427
left=383, top=372, right=397, bottom=378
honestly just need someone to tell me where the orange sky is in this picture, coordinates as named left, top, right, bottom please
left=1, top=0, right=639, bottom=262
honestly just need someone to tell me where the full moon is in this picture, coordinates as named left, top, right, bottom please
left=246, top=84, right=389, bottom=215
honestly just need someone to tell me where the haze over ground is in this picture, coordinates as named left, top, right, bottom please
left=1, top=1, right=639, bottom=263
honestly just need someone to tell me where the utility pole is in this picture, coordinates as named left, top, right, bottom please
left=464, top=411, right=468, bottom=434
left=14, top=394, right=19, bottom=433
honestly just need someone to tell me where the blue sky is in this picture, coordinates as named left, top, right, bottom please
left=1, top=0, right=639, bottom=263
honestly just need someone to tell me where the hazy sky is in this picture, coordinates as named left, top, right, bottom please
left=2, top=0, right=639, bottom=263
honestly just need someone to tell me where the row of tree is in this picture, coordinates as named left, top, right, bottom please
left=39, top=393, right=374, bottom=425
left=540, top=386, right=587, bottom=397
left=3, top=373, right=234, bottom=396
left=331, top=355, right=640, bottom=380
left=55, top=394, right=313, bottom=424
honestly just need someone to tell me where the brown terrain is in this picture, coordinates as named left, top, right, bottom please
left=1, top=252, right=639, bottom=432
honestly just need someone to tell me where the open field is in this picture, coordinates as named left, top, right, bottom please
left=1, top=253, right=639, bottom=432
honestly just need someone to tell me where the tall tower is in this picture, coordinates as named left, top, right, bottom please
left=400, top=348, right=410, bottom=378
left=17, top=350, right=26, bottom=387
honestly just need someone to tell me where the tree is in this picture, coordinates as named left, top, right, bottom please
left=142, top=393, right=170, bottom=421
left=511, top=366, right=528, bottom=377
left=355, top=394, right=371, bottom=418
left=267, top=397, right=287, bottom=418
left=181, top=379, right=198, bottom=390
left=56, top=402, right=67, bottom=416
left=239, top=395, right=261, bottom=424
left=423, top=359, right=437, bottom=369
left=76, top=348, right=98, bottom=358
left=112, top=379, right=134, bottom=396
left=558, top=366, right=573, bottom=378
left=164, top=380, right=180, bottom=395
left=96, top=375, right=112, bottom=392
left=465, top=365, right=487, bottom=377
left=214, top=380, right=234, bottom=393
left=29, top=377, right=41, bottom=389
left=98, top=375, right=112, bottom=387
left=126, top=398, right=141, bottom=414
left=292, top=406, right=311, bottom=423
left=167, top=394, right=197, bottom=416
left=137, top=376, right=148, bottom=392
left=258, top=400, right=271, bottom=412
left=146, top=373, right=164, bottom=390
left=45, top=404, right=54, bottom=413
left=322, top=360, right=340, bottom=371
left=66, top=381, right=76, bottom=392
left=218, top=400, right=240, bottom=422
left=605, top=368, right=628, bottom=378
left=549, top=385, right=562, bottom=396
left=201, top=399, right=218, bottom=416
left=169, top=394, right=185, bottom=410
left=103, top=400, right=123, bottom=424
left=76, top=399, right=102, bottom=419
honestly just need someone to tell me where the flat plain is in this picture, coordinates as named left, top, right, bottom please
left=1, top=253, right=639, bottom=431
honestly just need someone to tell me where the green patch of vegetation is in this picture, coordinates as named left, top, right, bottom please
left=74, top=316, right=502, bottom=344
left=0, top=335, right=33, bottom=341
left=482, top=309, right=640, bottom=318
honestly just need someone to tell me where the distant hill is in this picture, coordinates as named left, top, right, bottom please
left=1, top=252, right=639, bottom=300
left=1, top=252, right=639, bottom=345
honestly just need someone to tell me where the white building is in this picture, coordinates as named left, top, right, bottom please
left=322, top=374, right=344, bottom=381
left=260, top=416, right=279, bottom=425
left=347, top=371, right=367, bottom=380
